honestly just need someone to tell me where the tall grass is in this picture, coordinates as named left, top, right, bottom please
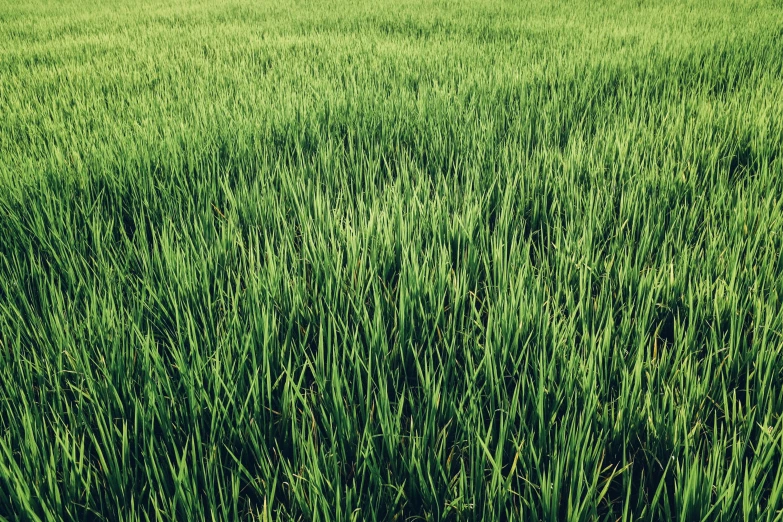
left=1, top=0, right=783, bottom=520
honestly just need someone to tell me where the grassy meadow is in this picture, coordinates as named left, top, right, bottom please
left=1, top=0, right=783, bottom=519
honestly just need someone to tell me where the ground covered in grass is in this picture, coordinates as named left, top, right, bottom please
left=1, top=0, right=783, bottom=520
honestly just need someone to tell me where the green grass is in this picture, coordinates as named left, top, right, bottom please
left=1, top=0, right=783, bottom=519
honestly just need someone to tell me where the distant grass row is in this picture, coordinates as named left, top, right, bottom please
left=1, top=0, right=783, bottom=520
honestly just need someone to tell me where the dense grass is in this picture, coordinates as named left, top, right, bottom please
left=1, top=0, right=783, bottom=519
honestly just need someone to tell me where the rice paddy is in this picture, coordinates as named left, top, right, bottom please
left=1, top=0, right=783, bottom=520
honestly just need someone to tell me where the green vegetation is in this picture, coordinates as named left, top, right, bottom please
left=1, top=0, right=783, bottom=519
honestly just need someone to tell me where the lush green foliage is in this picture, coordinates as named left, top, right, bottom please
left=1, top=0, right=783, bottom=520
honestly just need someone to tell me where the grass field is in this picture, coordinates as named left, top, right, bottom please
left=1, top=0, right=783, bottom=520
